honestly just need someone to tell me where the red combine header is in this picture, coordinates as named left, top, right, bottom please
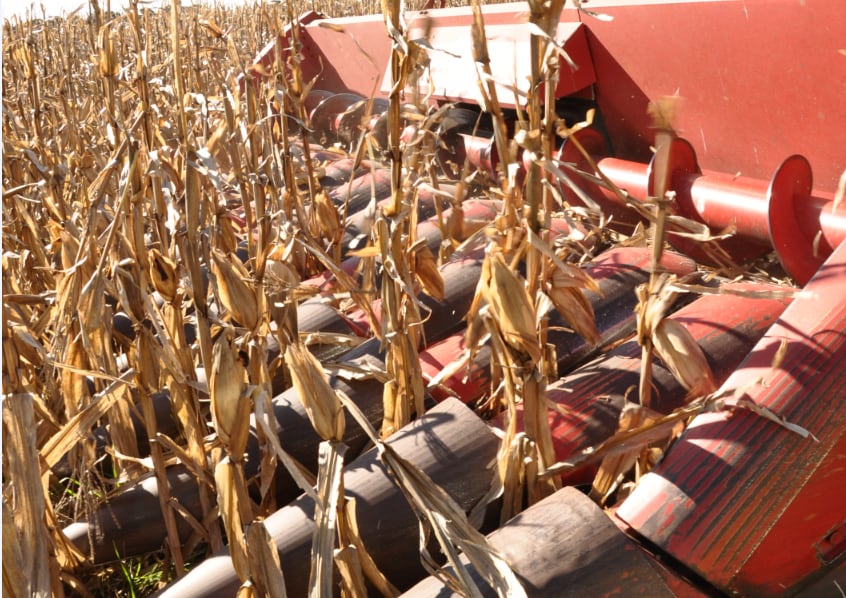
left=62, top=1, right=845, bottom=595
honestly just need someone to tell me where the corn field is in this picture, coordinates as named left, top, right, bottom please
left=2, top=0, right=804, bottom=595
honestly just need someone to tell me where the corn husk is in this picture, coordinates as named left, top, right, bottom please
left=485, top=253, right=541, bottom=363
left=211, top=248, right=260, bottom=331
left=545, top=281, right=601, bottom=346
left=245, top=521, right=288, bottom=598
left=652, top=317, right=716, bottom=397
left=148, top=248, right=180, bottom=304
left=414, top=243, right=444, bottom=300
left=285, top=341, right=345, bottom=442
left=214, top=458, right=253, bottom=583
left=589, top=403, right=658, bottom=505
left=209, top=331, right=250, bottom=459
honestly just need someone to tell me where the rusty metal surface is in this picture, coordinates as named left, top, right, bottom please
left=616, top=240, right=846, bottom=596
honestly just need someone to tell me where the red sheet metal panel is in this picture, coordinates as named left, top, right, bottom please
left=616, top=239, right=846, bottom=596
left=386, top=21, right=595, bottom=108
left=542, top=281, right=790, bottom=485
left=580, top=0, right=846, bottom=194
left=291, top=3, right=585, bottom=100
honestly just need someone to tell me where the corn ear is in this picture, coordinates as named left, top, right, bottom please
left=97, top=24, right=119, bottom=78
left=414, top=244, right=444, bottom=300
left=652, top=317, right=716, bottom=397
left=211, top=248, right=260, bottom=331
left=285, top=342, right=345, bottom=442
left=311, top=190, right=342, bottom=241
left=210, top=331, right=250, bottom=459
left=148, top=248, right=179, bottom=304
left=487, top=254, right=541, bottom=363
left=545, top=281, right=601, bottom=346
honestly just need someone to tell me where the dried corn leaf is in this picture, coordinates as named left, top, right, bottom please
left=589, top=403, right=658, bottom=505
left=215, top=458, right=252, bottom=583
left=336, top=391, right=526, bottom=597
left=40, top=370, right=135, bottom=469
left=245, top=521, right=288, bottom=598
left=334, top=545, right=369, bottom=597
left=733, top=397, right=818, bottom=441
left=381, top=443, right=526, bottom=597
left=253, top=387, right=318, bottom=500
left=339, top=497, right=400, bottom=597
left=2, top=500, right=29, bottom=597
left=78, top=269, right=106, bottom=334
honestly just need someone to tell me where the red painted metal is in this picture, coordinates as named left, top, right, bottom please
left=451, top=126, right=846, bottom=283
left=581, top=0, right=846, bottom=194
left=539, top=282, right=791, bottom=486
left=616, top=239, right=846, bottom=596
left=591, top=139, right=846, bottom=284
left=385, top=20, right=594, bottom=108
left=419, top=246, right=697, bottom=405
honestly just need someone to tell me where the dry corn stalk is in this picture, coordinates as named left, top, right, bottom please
left=377, top=216, right=428, bottom=438
left=309, top=441, right=347, bottom=597
left=3, top=394, right=60, bottom=597
left=339, top=392, right=527, bottom=597
left=284, top=341, right=387, bottom=594
left=468, top=245, right=567, bottom=520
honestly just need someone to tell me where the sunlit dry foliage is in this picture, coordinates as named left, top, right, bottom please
left=2, top=0, right=804, bottom=594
